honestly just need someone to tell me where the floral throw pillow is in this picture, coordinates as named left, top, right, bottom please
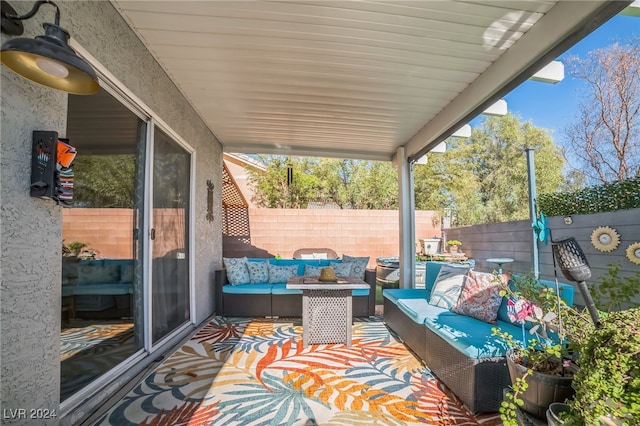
left=268, top=264, right=299, bottom=283
left=452, top=271, right=507, bottom=323
left=247, top=260, right=269, bottom=284
left=428, top=265, right=469, bottom=309
left=341, top=254, right=369, bottom=280
left=223, top=257, right=250, bottom=285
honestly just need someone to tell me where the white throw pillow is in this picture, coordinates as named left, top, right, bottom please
left=428, top=265, right=469, bottom=309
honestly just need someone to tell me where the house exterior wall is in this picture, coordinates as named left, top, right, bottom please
left=1, top=1, right=222, bottom=424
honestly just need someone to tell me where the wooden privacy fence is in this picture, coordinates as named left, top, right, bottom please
left=445, top=208, right=639, bottom=305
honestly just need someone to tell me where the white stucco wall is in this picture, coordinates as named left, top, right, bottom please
left=1, top=1, right=223, bottom=424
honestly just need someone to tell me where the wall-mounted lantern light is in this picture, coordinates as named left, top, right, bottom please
left=1, top=0, right=99, bottom=94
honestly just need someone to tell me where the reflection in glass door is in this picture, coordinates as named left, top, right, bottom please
left=151, top=126, right=191, bottom=344
left=61, top=89, right=146, bottom=401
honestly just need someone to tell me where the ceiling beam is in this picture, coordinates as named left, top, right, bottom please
left=404, top=0, right=631, bottom=163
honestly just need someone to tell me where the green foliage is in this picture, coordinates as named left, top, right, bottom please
left=445, top=240, right=462, bottom=246
left=589, top=262, right=640, bottom=312
left=73, top=155, right=136, bottom=208
left=66, top=241, right=87, bottom=255
left=492, top=274, right=592, bottom=425
left=538, top=177, right=640, bottom=216
left=247, top=156, right=398, bottom=209
left=567, top=308, right=640, bottom=425
left=416, top=114, right=566, bottom=225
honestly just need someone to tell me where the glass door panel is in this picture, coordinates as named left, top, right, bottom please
left=151, top=127, right=191, bottom=344
left=61, top=89, right=146, bottom=401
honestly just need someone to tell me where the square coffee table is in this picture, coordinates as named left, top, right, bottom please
left=286, top=276, right=369, bottom=347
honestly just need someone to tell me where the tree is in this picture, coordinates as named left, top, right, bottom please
left=562, top=39, right=640, bottom=184
left=247, top=156, right=398, bottom=209
left=415, top=114, right=566, bottom=225
left=73, top=155, right=136, bottom=208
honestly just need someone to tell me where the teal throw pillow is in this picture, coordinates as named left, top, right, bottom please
left=304, top=265, right=323, bottom=276
left=329, top=262, right=353, bottom=277
left=223, top=257, right=250, bottom=285
left=342, top=254, right=369, bottom=280
left=268, top=264, right=299, bottom=283
left=247, top=260, right=269, bottom=284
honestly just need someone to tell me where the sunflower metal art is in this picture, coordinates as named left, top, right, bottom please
left=626, top=242, right=640, bottom=266
left=590, top=226, right=620, bottom=252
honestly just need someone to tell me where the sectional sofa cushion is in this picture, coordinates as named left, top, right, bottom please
left=247, top=260, right=269, bottom=284
left=452, top=271, right=507, bottom=323
left=329, top=262, right=353, bottom=277
left=267, top=264, right=298, bottom=283
left=396, top=298, right=449, bottom=324
left=382, top=288, right=430, bottom=304
left=223, top=257, right=251, bottom=285
left=424, top=314, right=522, bottom=359
left=77, top=262, right=120, bottom=284
left=222, top=283, right=273, bottom=295
left=342, top=254, right=369, bottom=280
left=429, top=265, right=469, bottom=309
left=303, top=265, right=323, bottom=276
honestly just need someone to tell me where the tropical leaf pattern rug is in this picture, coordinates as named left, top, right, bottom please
left=96, top=317, right=499, bottom=425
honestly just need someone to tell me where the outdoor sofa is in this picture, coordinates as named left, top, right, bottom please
left=383, top=261, right=574, bottom=414
left=214, top=257, right=376, bottom=317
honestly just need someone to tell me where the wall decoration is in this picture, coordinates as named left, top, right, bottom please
left=626, top=242, right=640, bottom=266
left=206, top=180, right=215, bottom=222
left=590, top=226, right=620, bottom=252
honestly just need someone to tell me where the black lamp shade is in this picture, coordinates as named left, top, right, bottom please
left=1, top=22, right=99, bottom=95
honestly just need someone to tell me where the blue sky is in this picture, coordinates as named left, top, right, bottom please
left=497, top=13, right=638, bottom=142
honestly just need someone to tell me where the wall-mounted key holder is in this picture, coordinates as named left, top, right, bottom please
left=31, top=131, right=76, bottom=206
left=31, top=130, right=58, bottom=199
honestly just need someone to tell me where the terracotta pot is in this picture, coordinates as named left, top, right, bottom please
left=506, top=350, right=576, bottom=420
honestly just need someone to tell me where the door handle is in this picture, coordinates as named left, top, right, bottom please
left=150, top=228, right=156, bottom=240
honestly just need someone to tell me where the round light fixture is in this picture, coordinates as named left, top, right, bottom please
left=1, top=1, right=99, bottom=95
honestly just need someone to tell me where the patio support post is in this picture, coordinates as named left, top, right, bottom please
left=525, top=148, right=540, bottom=278
left=395, top=146, right=415, bottom=289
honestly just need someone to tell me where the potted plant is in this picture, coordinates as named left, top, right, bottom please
left=446, top=239, right=462, bottom=253
left=562, top=263, right=640, bottom=425
left=492, top=274, right=592, bottom=425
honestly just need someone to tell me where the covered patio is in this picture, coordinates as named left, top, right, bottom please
left=1, top=1, right=635, bottom=425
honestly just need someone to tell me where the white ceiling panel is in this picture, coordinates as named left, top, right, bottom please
left=111, top=0, right=629, bottom=161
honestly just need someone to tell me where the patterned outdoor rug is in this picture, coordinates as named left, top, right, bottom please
left=96, top=317, right=500, bottom=425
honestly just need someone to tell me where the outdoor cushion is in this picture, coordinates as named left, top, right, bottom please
left=270, top=283, right=302, bottom=295
left=341, top=254, right=370, bottom=280
left=452, top=271, right=507, bottom=323
left=396, top=298, right=449, bottom=324
left=304, top=264, right=324, bottom=276
left=223, top=257, right=250, bottom=285
left=222, top=283, right=273, bottom=294
left=429, top=264, right=470, bottom=309
left=276, top=258, right=332, bottom=275
left=77, top=262, right=121, bottom=284
left=383, top=288, right=430, bottom=304
left=329, top=262, right=353, bottom=277
left=424, top=314, right=523, bottom=359
left=247, top=260, right=269, bottom=283
left=267, top=264, right=298, bottom=283
left=352, top=288, right=370, bottom=297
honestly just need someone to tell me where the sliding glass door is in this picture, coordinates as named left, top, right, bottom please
left=151, top=126, right=191, bottom=344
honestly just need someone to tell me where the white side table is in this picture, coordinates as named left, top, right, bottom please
left=486, top=258, right=514, bottom=274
